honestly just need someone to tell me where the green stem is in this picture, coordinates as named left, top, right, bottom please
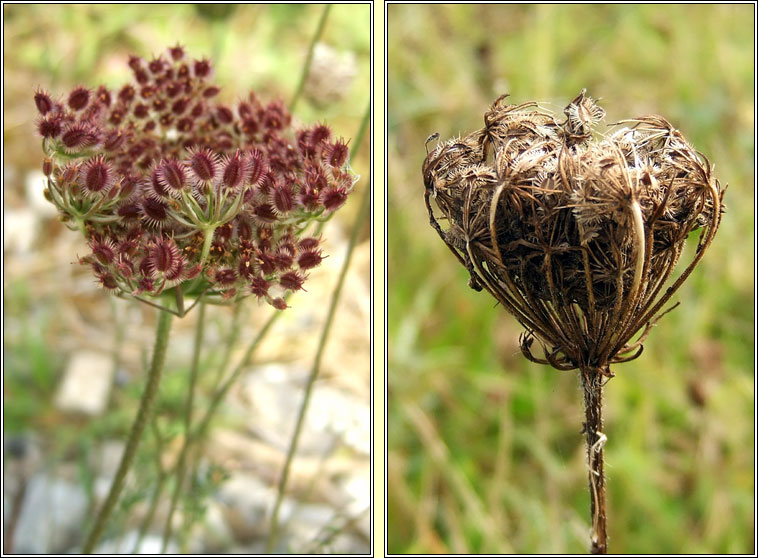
left=289, top=4, right=331, bottom=112
left=82, top=309, right=173, bottom=553
left=212, top=302, right=244, bottom=389
left=350, top=99, right=371, bottom=162
left=200, top=225, right=217, bottom=264
left=192, top=308, right=282, bottom=444
left=266, top=129, right=370, bottom=553
left=160, top=302, right=206, bottom=552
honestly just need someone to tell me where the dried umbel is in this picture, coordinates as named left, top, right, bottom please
left=423, top=90, right=724, bottom=553
left=424, top=90, right=723, bottom=370
left=36, top=45, right=357, bottom=312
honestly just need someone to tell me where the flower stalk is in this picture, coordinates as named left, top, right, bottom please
left=160, top=301, right=205, bottom=552
left=82, top=308, right=173, bottom=553
left=581, top=366, right=607, bottom=554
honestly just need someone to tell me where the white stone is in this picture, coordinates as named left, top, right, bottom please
left=25, top=170, right=58, bottom=217
left=55, top=351, right=114, bottom=416
left=3, top=207, right=37, bottom=254
left=342, top=465, right=371, bottom=525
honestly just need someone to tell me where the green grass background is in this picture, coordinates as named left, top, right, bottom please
left=387, top=4, right=754, bottom=554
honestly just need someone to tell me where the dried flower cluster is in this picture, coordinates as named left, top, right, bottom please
left=35, top=45, right=356, bottom=310
left=423, top=90, right=724, bottom=370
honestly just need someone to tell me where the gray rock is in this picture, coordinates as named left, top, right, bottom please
left=241, top=364, right=369, bottom=457
left=215, top=472, right=277, bottom=542
left=13, top=473, right=88, bottom=554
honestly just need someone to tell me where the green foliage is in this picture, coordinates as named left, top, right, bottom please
left=388, top=3, right=754, bottom=554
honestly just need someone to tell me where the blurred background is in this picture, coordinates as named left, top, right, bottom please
left=388, top=4, right=753, bottom=554
left=3, top=3, right=370, bottom=554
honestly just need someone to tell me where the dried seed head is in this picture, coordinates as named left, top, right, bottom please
left=140, top=196, right=170, bottom=228
left=250, top=275, right=271, bottom=298
left=424, top=90, right=723, bottom=370
left=325, top=138, right=350, bottom=168
left=89, top=237, right=116, bottom=264
left=271, top=297, right=288, bottom=310
left=42, top=157, right=53, bottom=177
left=193, top=58, right=212, bottom=78
left=168, top=44, right=185, bottom=61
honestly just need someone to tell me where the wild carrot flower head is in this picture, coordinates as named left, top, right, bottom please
left=423, top=90, right=724, bottom=370
left=36, top=46, right=357, bottom=310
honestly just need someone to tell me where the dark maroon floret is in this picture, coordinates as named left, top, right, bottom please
left=250, top=275, right=270, bottom=298
left=216, top=106, right=234, bottom=124
left=271, top=297, right=288, bottom=310
left=189, top=148, right=218, bottom=182
left=279, top=271, right=305, bottom=291
left=34, top=88, right=54, bottom=114
left=169, top=44, right=185, bottom=61
left=37, top=115, right=62, bottom=138
left=221, top=151, right=246, bottom=191
left=83, top=156, right=111, bottom=193
left=158, top=159, right=187, bottom=191
left=322, top=187, right=348, bottom=212
left=68, top=86, right=91, bottom=110
left=271, top=183, right=294, bottom=213
left=141, top=197, right=169, bottom=226
left=193, top=58, right=212, bottom=78
left=297, top=249, right=324, bottom=270
left=147, top=238, right=181, bottom=274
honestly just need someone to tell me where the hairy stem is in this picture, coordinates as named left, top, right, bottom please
left=161, top=301, right=206, bottom=552
left=82, top=309, right=173, bottom=553
left=581, top=366, right=608, bottom=554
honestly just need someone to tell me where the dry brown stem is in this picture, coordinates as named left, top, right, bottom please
left=581, top=366, right=608, bottom=554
